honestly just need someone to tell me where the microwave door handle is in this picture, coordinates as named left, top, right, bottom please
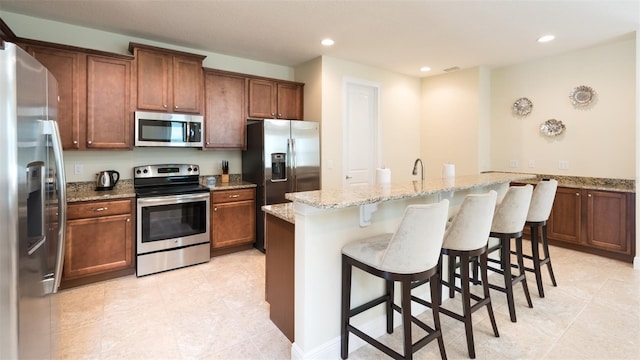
left=185, top=122, right=191, bottom=142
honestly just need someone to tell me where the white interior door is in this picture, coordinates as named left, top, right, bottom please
left=343, top=80, right=379, bottom=187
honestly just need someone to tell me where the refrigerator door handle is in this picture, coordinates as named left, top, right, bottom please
left=43, top=120, right=67, bottom=293
left=291, top=138, right=297, bottom=191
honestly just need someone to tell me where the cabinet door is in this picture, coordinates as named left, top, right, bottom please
left=277, top=82, right=303, bottom=119
left=172, top=56, right=203, bottom=113
left=136, top=49, right=170, bottom=111
left=28, top=46, right=85, bottom=149
left=63, top=214, right=133, bottom=279
left=547, top=187, right=582, bottom=244
left=212, top=200, right=256, bottom=249
left=204, top=71, right=247, bottom=148
left=586, top=190, right=629, bottom=254
left=248, top=78, right=276, bottom=118
left=86, top=55, right=132, bottom=149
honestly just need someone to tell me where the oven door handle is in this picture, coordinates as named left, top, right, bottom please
left=137, top=192, right=210, bottom=207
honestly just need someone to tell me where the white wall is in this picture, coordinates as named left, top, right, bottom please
left=490, top=35, right=636, bottom=179
left=420, top=67, right=489, bottom=177
left=0, top=11, right=297, bottom=182
left=317, top=56, right=422, bottom=189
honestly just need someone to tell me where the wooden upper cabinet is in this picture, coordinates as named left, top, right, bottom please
left=86, top=55, right=132, bottom=149
left=277, top=82, right=304, bottom=120
left=248, top=78, right=303, bottom=119
left=135, top=49, right=170, bottom=112
left=130, top=43, right=205, bottom=114
left=27, top=46, right=85, bottom=149
left=203, top=69, right=247, bottom=149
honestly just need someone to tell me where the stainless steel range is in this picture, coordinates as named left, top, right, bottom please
left=134, top=164, right=210, bottom=276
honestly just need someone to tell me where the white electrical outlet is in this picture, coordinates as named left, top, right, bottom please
left=74, top=164, right=83, bottom=175
left=528, top=160, right=536, bottom=168
left=509, top=160, right=519, bottom=168
left=559, top=161, right=569, bottom=170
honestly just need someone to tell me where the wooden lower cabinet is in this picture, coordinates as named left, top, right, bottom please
left=211, top=188, right=256, bottom=254
left=265, top=213, right=295, bottom=342
left=62, top=198, right=134, bottom=288
left=547, top=187, right=635, bottom=262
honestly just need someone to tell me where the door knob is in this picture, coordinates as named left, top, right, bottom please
left=345, top=175, right=353, bottom=179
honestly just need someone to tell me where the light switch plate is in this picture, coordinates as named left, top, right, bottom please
left=528, top=160, right=536, bottom=168
left=559, top=160, right=569, bottom=170
left=509, top=160, right=519, bottom=168
left=74, top=164, right=83, bottom=175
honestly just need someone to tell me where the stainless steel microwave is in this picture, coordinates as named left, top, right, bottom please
left=134, top=111, right=204, bottom=147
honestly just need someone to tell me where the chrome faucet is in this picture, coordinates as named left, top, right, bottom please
left=412, top=158, right=424, bottom=181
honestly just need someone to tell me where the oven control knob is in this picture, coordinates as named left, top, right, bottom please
left=188, top=167, right=192, bottom=172
left=143, top=169, right=148, bottom=174
left=136, top=169, right=141, bottom=174
left=193, top=167, right=198, bottom=172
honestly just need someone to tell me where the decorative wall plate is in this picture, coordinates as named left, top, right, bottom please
left=569, top=85, right=596, bottom=107
left=540, top=119, right=566, bottom=137
left=512, top=97, right=533, bottom=117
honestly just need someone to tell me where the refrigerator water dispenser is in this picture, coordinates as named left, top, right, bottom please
left=271, top=153, right=286, bottom=181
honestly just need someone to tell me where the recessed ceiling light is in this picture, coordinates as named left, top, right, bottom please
left=321, top=38, right=335, bottom=46
left=420, top=66, right=431, bottom=72
left=537, top=35, right=555, bottom=43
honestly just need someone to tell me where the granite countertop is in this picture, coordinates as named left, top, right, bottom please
left=262, top=203, right=295, bottom=224
left=66, top=175, right=256, bottom=203
left=514, top=174, right=635, bottom=193
left=285, top=172, right=537, bottom=209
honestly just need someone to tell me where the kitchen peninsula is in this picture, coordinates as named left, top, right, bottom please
left=284, top=172, right=535, bottom=359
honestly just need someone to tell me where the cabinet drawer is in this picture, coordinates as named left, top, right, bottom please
left=212, top=188, right=255, bottom=204
left=67, top=199, right=133, bottom=220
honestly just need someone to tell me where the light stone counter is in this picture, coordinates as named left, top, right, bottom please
left=285, top=172, right=536, bottom=209
left=288, top=172, right=535, bottom=359
left=262, top=203, right=295, bottom=224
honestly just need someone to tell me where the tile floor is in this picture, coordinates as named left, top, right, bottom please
left=52, top=243, right=639, bottom=359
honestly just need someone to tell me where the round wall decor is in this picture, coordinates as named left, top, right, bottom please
left=569, top=85, right=596, bottom=107
left=512, top=97, right=533, bottom=117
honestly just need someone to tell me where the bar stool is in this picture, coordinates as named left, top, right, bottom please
left=340, top=200, right=450, bottom=360
left=523, top=179, right=558, bottom=297
left=415, top=191, right=499, bottom=359
left=485, top=185, right=533, bottom=323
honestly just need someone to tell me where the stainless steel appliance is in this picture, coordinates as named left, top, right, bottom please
left=0, top=41, right=66, bottom=359
left=134, top=111, right=203, bottom=147
left=134, top=164, right=210, bottom=276
left=242, top=119, right=320, bottom=251
left=95, top=170, right=120, bottom=191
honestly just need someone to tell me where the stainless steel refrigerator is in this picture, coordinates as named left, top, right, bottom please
left=0, top=41, right=67, bottom=359
left=242, top=119, right=320, bottom=251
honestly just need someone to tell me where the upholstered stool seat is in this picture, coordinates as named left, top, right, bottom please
left=414, top=191, right=499, bottom=359
left=484, top=185, right=534, bottom=323
left=523, top=179, right=559, bottom=297
left=341, top=200, right=450, bottom=360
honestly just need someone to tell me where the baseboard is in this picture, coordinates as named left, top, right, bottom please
left=634, top=256, right=640, bottom=270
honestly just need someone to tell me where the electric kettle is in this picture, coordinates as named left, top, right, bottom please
left=95, top=170, right=120, bottom=191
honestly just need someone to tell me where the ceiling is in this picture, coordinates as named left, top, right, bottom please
left=0, top=0, right=638, bottom=77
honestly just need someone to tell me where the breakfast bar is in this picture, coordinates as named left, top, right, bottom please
left=284, top=172, right=536, bottom=359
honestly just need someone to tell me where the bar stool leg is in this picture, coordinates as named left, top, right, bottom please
left=401, top=279, right=413, bottom=359
left=448, top=254, right=456, bottom=298
left=386, top=280, right=394, bottom=333
left=430, top=272, right=447, bottom=360
left=460, top=252, right=475, bottom=358
left=501, top=235, right=517, bottom=322
left=530, top=225, right=545, bottom=297
left=341, top=260, right=352, bottom=359
left=542, top=224, right=558, bottom=287
left=480, top=251, right=499, bottom=338
left=516, top=236, right=533, bottom=309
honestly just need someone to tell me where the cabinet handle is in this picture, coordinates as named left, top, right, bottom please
left=576, top=192, right=580, bottom=196
left=175, top=105, right=179, bottom=109
left=206, top=141, right=210, bottom=145
left=73, top=140, right=78, bottom=145
left=229, top=194, right=240, bottom=198
left=214, top=207, right=218, bottom=212
left=278, top=113, right=282, bottom=118
left=271, top=112, right=276, bottom=117
left=588, top=193, right=592, bottom=197
left=93, top=207, right=108, bottom=212
left=87, top=140, right=92, bottom=145
left=163, top=104, right=168, bottom=108
left=127, top=218, right=130, bottom=222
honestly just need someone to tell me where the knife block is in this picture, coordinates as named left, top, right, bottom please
left=221, top=174, right=229, bottom=183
